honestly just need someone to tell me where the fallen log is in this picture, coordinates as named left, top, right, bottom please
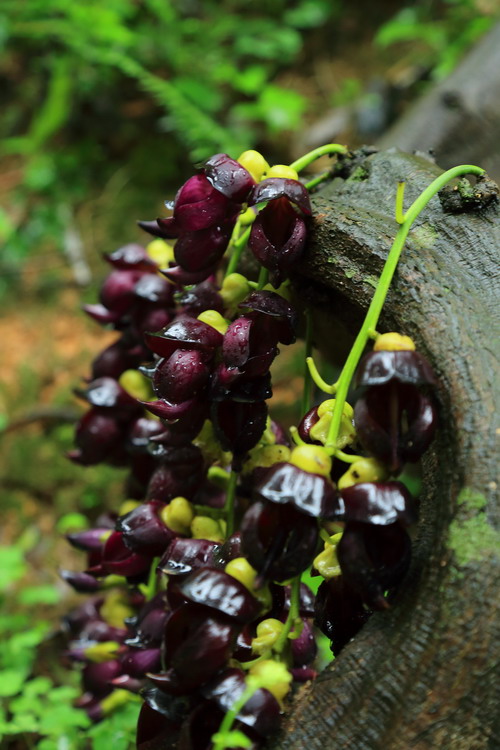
left=273, top=147, right=500, bottom=750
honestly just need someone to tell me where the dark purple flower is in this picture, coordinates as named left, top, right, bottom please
left=249, top=198, right=307, bottom=286
left=239, top=291, right=298, bottom=345
left=174, top=567, right=261, bottom=624
left=152, top=349, right=211, bottom=403
left=144, top=316, right=223, bottom=359
left=104, top=243, right=157, bottom=271
left=204, top=153, right=255, bottom=202
left=337, top=521, right=412, bottom=610
left=255, top=462, right=340, bottom=519
left=116, top=501, right=175, bottom=556
left=158, top=538, right=220, bottom=579
left=148, top=604, right=238, bottom=693
left=314, top=576, right=372, bottom=655
left=173, top=223, right=233, bottom=272
left=356, top=350, right=437, bottom=388
left=211, top=399, right=268, bottom=460
left=241, top=500, right=319, bottom=582
left=339, top=481, right=417, bottom=526
left=247, top=177, right=312, bottom=216
left=354, top=383, right=437, bottom=473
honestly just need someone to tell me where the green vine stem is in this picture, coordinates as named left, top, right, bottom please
left=324, top=164, right=485, bottom=454
left=224, top=226, right=251, bottom=277
left=273, top=575, right=301, bottom=653
left=290, top=143, right=348, bottom=173
left=224, top=469, right=239, bottom=537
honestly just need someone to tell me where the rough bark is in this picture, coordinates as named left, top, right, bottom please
left=377, top=23, right=500, bottom=182
left=272, top=148, right=500, bottom=750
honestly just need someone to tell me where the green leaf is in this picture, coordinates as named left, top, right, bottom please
left=0, top=668, right=28, bottom=697
left=0, top=546, right=27, bottom=591
left=18, top=584, right=60, bottom=606
left=56, top=512, right=90, bottom=534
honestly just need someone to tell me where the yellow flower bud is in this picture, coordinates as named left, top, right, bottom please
left=242, top=444, right=291, bottom=475
left=311, top=399, right=356, bottom=449
left=197, top=309, right=230, bottom=335
left=146, top=238, right=175, bottom=268
left=374, top=332, right=416, bottom=351
left=313, top=533, right=343, bottom=580
left=249, top=660, right=292, bottom=702
left=251, top=618, right=284, bottom=654
left=84, top=641, right=121, bottom=663
left=237, top=150, right=270, bottom=182
left=290, top=445, right=332, bottom=477
left=99, top=591, right=134, bottom=629
left=118, top=369, right=153, bottom=401
left=337, top=458, right=389, bottom=490
left=265, top=164, right=299, bottom=181
left=225, top=557, right=257, bottom=591
left=220, top=273, right=251, bottom=308
left=100, top=689, right=140, bottom=716
left=191, top=515, right=224, bottom=542
left=160, top=497, right=194, bottom=535
left=118, top=499, right=141, bottom=516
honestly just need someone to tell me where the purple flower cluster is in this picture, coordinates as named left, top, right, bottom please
left=62, top=151, right=439, bottom=749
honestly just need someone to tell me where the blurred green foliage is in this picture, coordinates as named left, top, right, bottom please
left=0, top=536, right=139, bottom=749
left=375, top=0, right=496, bottom=80
left=0, top=0, right=340, bottom=299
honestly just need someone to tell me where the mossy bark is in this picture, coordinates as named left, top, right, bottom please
left=274, top=149, right=500, bottom=750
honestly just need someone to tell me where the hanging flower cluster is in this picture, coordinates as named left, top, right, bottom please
left=59, top=145, right=484, bottom=750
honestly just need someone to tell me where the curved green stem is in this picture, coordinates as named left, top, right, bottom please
left=290, top=143, right=348, bottom=173
left=325, top=164, right=484, bottom=452
left=273, top=575, right=301, bottom=653
left=306, top=356, right=337, bottom=394
left=224, top=226, right=251, bottom=277
left=335, top=449, right=364, bottom=464
left=256, top=266, right=269, bottom=290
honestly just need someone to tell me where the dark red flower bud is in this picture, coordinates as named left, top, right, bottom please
left=152, top=350, right=210, bottom=403
left=204, top=153, right=256, bottom=202
left=158, top=538, right=220, bottom=579
left=133, top=273, right=174, bottom=305
left=99, top=269, right=145, bottom=314
left=337, top=521, right=412, bottom=610
left=179, top=281, right=224, bottom=316
left=249, top=198, right=307, bottom=286
left=175, top=568, right=261, bottom=624
left=354, top=383, right=437, bottom=473
left=211, top=400, right=268, bottom=459
left=314, top=576, right=371, bottom=655
left=121, top=647, right=162, bottom=677
left=160, top=264, right=218, bottom=286
left=60, top=570, right=102, bottom=593
left=255, top=462, right=341, bottom=519
left=70, top=410, right=123, bottom=465
left=356, top=350, right=437, bottom=387
left=339, top=481, right=417, bottom=526
left=241, top=500, right=319, bottom=582
left=101, top=531, right=153, bottom=577
left=82, top=303, right=121, bottom=326
left=202, top=668, right=281, bottom=737
left=144, top=316, right=223, bottom=359
left=239, top=290, right=298, bottom=344
left=75, top=377, right=139, bottom=412
left=173, top=223, right=233, bottom=273
left=248, top=177, right=312, bottom=215
left=104, top=244, right=157, bottom=271
left=116, top=501, right=175, bottom=556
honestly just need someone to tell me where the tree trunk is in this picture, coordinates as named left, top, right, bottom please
left=273, top=148, right=500, bottom=750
